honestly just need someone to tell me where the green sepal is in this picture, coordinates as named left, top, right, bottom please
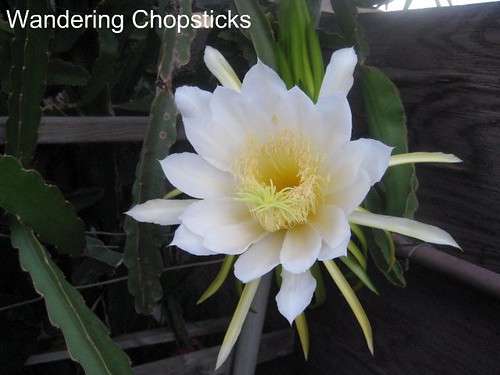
left=323, top=259, right=373, bottom=355
left=216, top=278, right=261, bottom=369
left=197, top=255, right=235, bottom=304
left=347, top=240, right=367, bottom=270
left=294, top=312, right=310, bottom=360
left=276, top=44, right=294, bottom=89
left=340, top=255, right=379, bottom=295
left=350, top=223, right=368, bottom=255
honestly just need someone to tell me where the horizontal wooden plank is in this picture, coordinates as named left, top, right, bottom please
left=132, top=329, right=294, bottom=375
left=0, top=116, right=148, bottom=144
left=25, top=317, right=229, bottom=366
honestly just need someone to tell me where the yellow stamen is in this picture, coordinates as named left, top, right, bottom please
left=234, top=131, right=327, bottom=232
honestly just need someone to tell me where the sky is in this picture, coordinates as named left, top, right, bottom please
left=382, top=0, right=499, bottom=11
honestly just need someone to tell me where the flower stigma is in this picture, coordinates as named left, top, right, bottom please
left=234, top=130, right=328, bottom=232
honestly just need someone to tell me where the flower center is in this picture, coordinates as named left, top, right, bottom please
left=234, top=131, right=327, bottom=232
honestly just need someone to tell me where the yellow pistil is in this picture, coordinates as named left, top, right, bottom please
left=234, top=131, right=327, bottom=232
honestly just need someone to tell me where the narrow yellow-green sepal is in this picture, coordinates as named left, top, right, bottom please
left=349, top=223, right=368, bottom=254
left=323, top=260, right=374, bottom=355
left=389, top=152, right=462, bottom=167
left=294, top=312, right=310, bottom=360
left=340, top=256, right=379, bottom=295
left=197, top=255, right=235, bottom=304
left=215, top=278, right=261, bottom=370
left=347, top=240, right=366, bottom=270
left=163, top=188, right=182, bottom=199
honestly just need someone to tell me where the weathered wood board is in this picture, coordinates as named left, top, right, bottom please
left=348, top=2, right=500, bottom=272
left=258, top=265, right=500, bottom=375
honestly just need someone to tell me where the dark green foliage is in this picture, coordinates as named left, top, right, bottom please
left=11, top=222, right=134, bottom=375
left=0, top=155, right=85, bottom=255
left=5, top=0, right=50, bottom=167
left=123, top=0, right=196, bottom=314
left=330, top=0, right=369, bottom=63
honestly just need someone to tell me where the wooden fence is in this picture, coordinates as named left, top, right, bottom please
left=1, top=2, right=499, bottom=374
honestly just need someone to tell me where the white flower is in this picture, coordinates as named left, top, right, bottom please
left=127, top=47, right=459, bottom=325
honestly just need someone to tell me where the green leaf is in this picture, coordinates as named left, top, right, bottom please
left=383, top=260, right=406, bottom=287
left=124, top=0, right=196, bottom=315
left=0, top=155, right=85, bottom=255
left=5, top=0, right=50, bottom=167
left=49, top=28, right=84, bottom=54
left=330, top=0, right=369, bottom=63
left=11, top=222, right=133, bottom=375
left=197, top=255, right=235, bottom=304
left=113, top=96, right=154, bottom=113
left=83, top=237, right=123, bottom=268
left=0, top=19, right=13, bottom=86
left=317, top=29, right=350, bottom=50
left=0, top=19, right=14, bottom=37
left=66, top=187, right=104, bottom=212
left=47, top=58, right=90, bottom=86
left=234, top=0, right=276, bottom=68
left=81, top=28, right=119, bottom=105
left=361, top=65, right=418, bottom=218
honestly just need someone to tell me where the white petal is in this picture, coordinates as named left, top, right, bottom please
left=234, top=231, right=285, bottom=283
left=314, top=92, right=352, bottom=149
left=240, top=61, right=287, bottom=121
left=280, top=225, right=322, bottom=273
left=318, top=237, right=349, bottom=261
left=203, top=220, right=266, bottom=255
left=309, top=205, right=351, bottom=249
left=204, top=46, right=241, bottom=91
left=160, top=153, right=234, bottom=199
left=182, top=117, right=236, bottom=172
left=210, top=87, right=257, bottom=142
left=126, top=199, right=196, bottom=225
left=275, top=86, right=317, bottom=134
left=327, top=170, right=372, bottom=214
left=319, top=47, right=357, bottom=98
left=348, top=210, right=461, bottom=248
left=351, top=138, right=392, bottom=184
left=175, top=86, right=211, bottom=118
left=326, top=139, right=392, bottom=189
left=171, top=224, right=217, bottom=256
left=276, top=269, right=316, bottom=324
left=180, top=198, right=249, bottom=237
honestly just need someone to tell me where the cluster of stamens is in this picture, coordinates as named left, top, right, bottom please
left=234, top=131, right=327, bottom=232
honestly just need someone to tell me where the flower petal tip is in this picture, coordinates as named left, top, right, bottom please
left=204, top=46, right=241, bottom=91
